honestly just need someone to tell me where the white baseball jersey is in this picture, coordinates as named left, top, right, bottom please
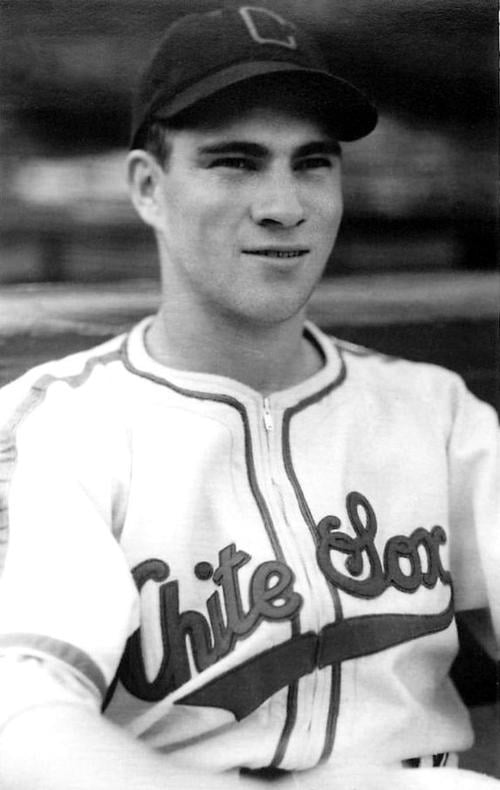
left=0, top=319, right=498, bottom=773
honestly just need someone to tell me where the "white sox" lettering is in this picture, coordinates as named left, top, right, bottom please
left=316, top=491, right=451, bottom=598
left=117, top=491, right=451, bottom=704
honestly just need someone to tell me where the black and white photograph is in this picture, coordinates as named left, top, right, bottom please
left=0, top=1, right=498, bottom=787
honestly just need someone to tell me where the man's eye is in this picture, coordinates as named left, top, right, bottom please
left=296, top=157, right=333, bottom=171
left=210, top=157, right=256, bottom=171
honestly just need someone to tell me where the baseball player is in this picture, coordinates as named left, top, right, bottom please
left=0, top=6, right=498, bottom=789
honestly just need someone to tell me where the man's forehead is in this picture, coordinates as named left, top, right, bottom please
left=179, top=102, right=339, bottom=151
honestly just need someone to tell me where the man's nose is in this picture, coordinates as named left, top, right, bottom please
left=251, top=172, right=306, bottom=228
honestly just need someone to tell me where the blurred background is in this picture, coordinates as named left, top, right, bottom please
left=0, top=0, right=498, bottom=773
left=0, top=0, right=497, bottom=282
left=0, top=0, right=497, bottom=400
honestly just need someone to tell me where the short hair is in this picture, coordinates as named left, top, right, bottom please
left=136, top=120, right=173, bottom=169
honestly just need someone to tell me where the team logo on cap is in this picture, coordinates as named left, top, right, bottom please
left=239, top=6, right=297, bottom=50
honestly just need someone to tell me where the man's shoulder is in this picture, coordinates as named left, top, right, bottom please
left=327, top=333, right=467, bottom=402
left=0, top=332, right=129, bottom=436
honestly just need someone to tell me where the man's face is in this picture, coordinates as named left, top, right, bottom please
left=149, top=100, right=343, bottom=327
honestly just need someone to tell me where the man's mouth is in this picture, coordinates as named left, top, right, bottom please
left=242, top=249, right=309, bottom=259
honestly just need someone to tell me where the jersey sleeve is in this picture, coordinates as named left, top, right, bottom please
left=445, top=374, right=500, bottom=642
left=0, top=374, right=139, bottom=703
left=0, top=653, right=101, bottom=733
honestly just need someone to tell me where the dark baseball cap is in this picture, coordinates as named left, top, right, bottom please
left=130, top=5, right=378, bottom=148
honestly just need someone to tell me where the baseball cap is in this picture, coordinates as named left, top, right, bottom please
left=130, top=5, right=378, bottom=147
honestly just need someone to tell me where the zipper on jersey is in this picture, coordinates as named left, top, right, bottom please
left=263, top=396, right=274, bottom=433
left=261, top=396, right=325, bottom=615
left=258, top=396, right=331, bottom=767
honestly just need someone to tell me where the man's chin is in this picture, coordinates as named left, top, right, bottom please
left=227, top=294, right=312, bottom=330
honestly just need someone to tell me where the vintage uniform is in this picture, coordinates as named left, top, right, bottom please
left=0, top=319, right=498, bottom=773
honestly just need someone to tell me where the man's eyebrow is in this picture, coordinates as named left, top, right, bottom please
left=295, top=141, right=342, bottom=158
left=196, top=142, right=268, bottom=157
left=196, top=140, right=342, bottom=158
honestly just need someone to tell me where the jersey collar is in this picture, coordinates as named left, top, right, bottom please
left=125, top=317, right=346, bottom=407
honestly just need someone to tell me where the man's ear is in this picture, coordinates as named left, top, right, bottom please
left=127, top=150, right=164, bottom=229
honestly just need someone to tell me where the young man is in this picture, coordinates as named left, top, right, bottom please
left=0, top=6, right=498, bottom=789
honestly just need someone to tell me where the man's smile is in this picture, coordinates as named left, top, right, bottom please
left=241, top=248, right=310, bottom=259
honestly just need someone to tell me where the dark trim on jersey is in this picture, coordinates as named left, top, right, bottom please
left=156, top=720, right=236, bottom=755
left=178, top=631, right=317, bottom=719
left=270, top=608, right=302, bottom=767
left=0, top=347, right=124, bottom=695
left=317, top=597, right=454, bottom=663
left=241, top=767, right=289, bottom=780
left=281, top=358, right=347, bottom=618
left=0, top=346, right=123, bottom=574
left=121, top=335, right=339, bottom=759
left=122, top=329, right=346, bottom=764
left=0, top=633, right=107, bottom=699
left=176, top=597, right=454, bottom=719
left=320, top=664, right=341, bottom=763
left=404, top=752, right=450, bottom=768
left=30, top=349, right=123, bottom=393
left=278, top=352, right=347, bottom=765
left=0, top=347, right=123, bottom=444
left=334, top=339, right=400, bottom=364
left=102, top=671, right=120, bottom=712
left=270, top=683, right=299, bottom=768
left=405, top=757, right=421, bottom=767
left=122, top=345, right=286, bottom=563
left=304, top=323, right=328, bottom=366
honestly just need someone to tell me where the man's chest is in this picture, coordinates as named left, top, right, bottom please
left=116, top=397, right=453, bottom=709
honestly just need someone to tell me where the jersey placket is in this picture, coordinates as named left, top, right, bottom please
left=279, top=397, right=345, bottom=766
left=250, top=394, right=339, bottom=769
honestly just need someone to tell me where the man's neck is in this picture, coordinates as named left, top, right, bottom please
left=146, top=304, right=323, bottom=395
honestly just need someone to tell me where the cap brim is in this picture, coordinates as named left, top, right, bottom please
left=152, top=61, right=377, bottom=142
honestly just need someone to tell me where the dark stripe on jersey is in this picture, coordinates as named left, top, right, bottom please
left=281, top=355, right=346, bottom=619
left=273, top=350, right=346, bottom=767
left=0, top=346, right=122, bottom=574
left=270, top=682, right=299, bottom=768
left=124, top=328, right=347, bottom=765
left=0, top=633, right=107, bottom=699
left=334, top=340, right=400, bottom=364
left=404, top=757, right=421, bottom=767
left=241, top=767, right=288, bottom=780
left=404, top=753, right=450, bottom=768
left=26, top=348, right=123, bottom=397
left=0, top=346, right=123, bottom=443
left=122, top=345, right=286, bottom=563
left=280, top=346, right=346, bottom=537
left=123, top=338, right=315, bottom=762
left=320, top=663, right=341, bottom=763
left=156, top=720, right=236, bottom=755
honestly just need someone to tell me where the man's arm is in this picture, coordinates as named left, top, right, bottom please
left=0, top=656, right=251, bottom=790
left=0, top=703, right=174, bottom=790
left=0, top=703, right=263, bottom=790
left=2, top=703, right=498, bottom=790
left=446, top=374, right=500, bottom=640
